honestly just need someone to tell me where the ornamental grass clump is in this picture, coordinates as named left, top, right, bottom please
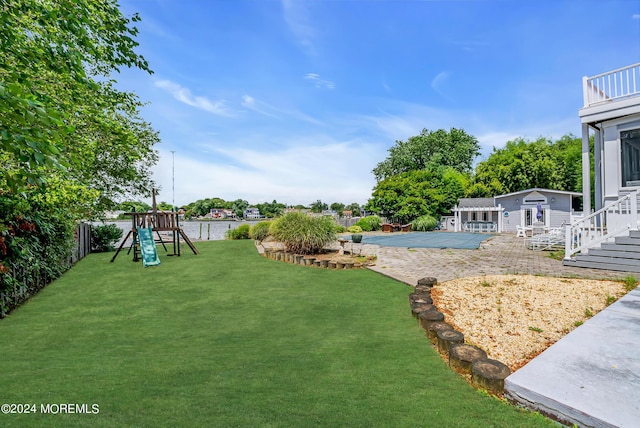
left=412, top=214, right=438, bottom=231
left=249, top=221, right=271, bottom=241
left=269, top=212, right=336, bottom=255
left=226, top=224, right=250, bottom=240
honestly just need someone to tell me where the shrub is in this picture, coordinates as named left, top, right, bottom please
left=270, top=212, right=336, bottom=255
left=334, top=224, right=347, bottom=233
left=91, top=224, right=123, bottom=252
left=1, top=194, right=76, bottom=317
left=412, top=214, right=438, bottom=231
left=355, top=215, right=381, bottom=232
left=226, top=224, right=251, bottom=240
left=347, top=225, right=363, bottom=233
left=249, top=221, right=271, bottom=241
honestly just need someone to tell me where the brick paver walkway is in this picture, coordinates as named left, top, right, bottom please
left=349, top=233, right=631, bottom=286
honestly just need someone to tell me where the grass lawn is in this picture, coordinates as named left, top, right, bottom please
left=0, top=240, right=553, bottom=427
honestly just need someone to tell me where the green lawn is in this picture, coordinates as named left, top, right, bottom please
left=0, top=241, right=553, bottom=427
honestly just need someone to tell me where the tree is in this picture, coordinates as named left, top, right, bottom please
left=185, top=197, right=230, bottom=217
left=367, top=167, right=468, bottom=224
left=117, top=201, right=152, bottom=213
left=473, top=136, right=582, bottom=195
left=0, top=0, right=158, bottom=213
left=553, top=134, right=585, bottom=192
left=330, top=202, right=345, bottom=215
left=157, top=201, right=173, bottom=211
left=310, top=200, right=328, bottom=213
left=0, top=0, right=161, bottom=315
left=231, top=199, right=249, bottom=218
left=373, top=128, right=480, bottom=182
left=256, top=200, right=285, bottom=218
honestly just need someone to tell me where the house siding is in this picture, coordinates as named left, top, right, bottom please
left=500, top=199, right=522, bottom=233
left=600, top=115, right=640, bottom=203
left=496, top=191, right=578, bottom=232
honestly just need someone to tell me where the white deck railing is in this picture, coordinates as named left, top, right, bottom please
left=565, top=190, right=639, bottom=259
left=583, top=63, right=640, bottom=107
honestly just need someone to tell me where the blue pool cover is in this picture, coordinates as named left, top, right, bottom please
left=352, top=232, right=493, bottom=249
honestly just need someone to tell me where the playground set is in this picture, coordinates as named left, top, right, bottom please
left=110, top=191, right=198, bottom=266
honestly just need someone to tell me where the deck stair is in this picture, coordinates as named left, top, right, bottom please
left=563, top=230, right=640, bottom=272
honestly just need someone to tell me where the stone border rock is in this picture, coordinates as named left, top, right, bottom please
left=412, top=276, right=511, bottom=396
left=262, top=249, right=368, bottom=270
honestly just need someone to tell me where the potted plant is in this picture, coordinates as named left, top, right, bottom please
left=347, top=225, right=363, bottom=243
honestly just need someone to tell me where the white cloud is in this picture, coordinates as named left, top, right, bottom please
left=151, top=140, right=380, bottom=207
left=633, top=13, right=640, bottom=20
left=240, top=94, right=281, bottom=119
left=431, top=71, right=451, bottom=99
left=359, top=101, right=458, bottom=142
left=154, top=79, right=234, bottom=117
left=241, top=94, right=255, bottom=108
left=240, top=93, right=323, bottom=124
left=146, top=89, right=582, bottom=207
left=282, top=0, right=316, bottom=55
left=304, top=73, right=335, bottom=89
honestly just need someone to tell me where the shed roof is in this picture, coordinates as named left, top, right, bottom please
left=494, top=188, right=581, bottom=199
left=457, top=198, right=495, bottom=208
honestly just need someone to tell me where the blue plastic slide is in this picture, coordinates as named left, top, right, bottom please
left=136, top=226, right=161, bottom=267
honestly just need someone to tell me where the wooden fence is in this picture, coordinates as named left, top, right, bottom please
left=72, top=222, right=92, bottom=264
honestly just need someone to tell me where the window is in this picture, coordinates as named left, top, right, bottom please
left=621, top=128, right=640, bottom=187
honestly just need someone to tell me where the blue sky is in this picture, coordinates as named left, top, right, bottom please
left=116, top=0, right=640, bottom=207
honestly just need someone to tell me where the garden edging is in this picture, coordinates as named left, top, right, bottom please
left=410, top=277, right=511, bottom=396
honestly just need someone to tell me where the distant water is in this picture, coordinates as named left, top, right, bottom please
left=106, top=220, right=263, bottom=247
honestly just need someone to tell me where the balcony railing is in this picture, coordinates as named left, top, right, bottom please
left=583, top=63, right=640, bottom=108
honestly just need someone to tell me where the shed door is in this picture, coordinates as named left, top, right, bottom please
left=521, top=205, right=550, bottom=228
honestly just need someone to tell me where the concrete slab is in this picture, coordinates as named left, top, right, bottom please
left=505, top=290, right=640, bottom=427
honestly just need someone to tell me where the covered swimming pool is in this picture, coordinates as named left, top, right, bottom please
left=355, top=232, right=494, bottom=249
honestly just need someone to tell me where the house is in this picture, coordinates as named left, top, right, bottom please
left=210, top=208, right=227, bottom=219
left=452, top=189, right=581, bottom=233
left=243, top=207, right=261, bottom=219
left=495, top=189, right=582, bottom=233
left=563, top=62, right=640, bottom=271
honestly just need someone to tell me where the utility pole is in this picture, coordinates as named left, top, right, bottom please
left=171, top=150, right=176, bottom=211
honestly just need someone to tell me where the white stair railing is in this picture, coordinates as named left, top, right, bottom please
left=565, top=190, right=639, bottom=260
